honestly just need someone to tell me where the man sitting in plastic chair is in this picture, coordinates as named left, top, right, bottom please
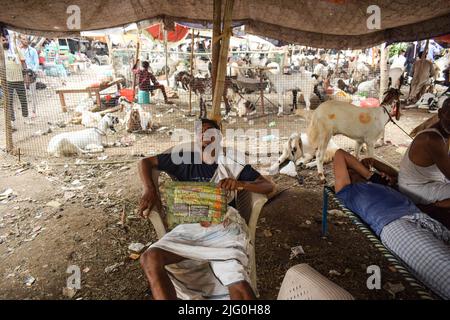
left=138, top=118, right=275, bottom=300
left=333, top=149, right=450, bottom=299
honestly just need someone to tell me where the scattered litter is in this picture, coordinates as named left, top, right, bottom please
left=289, top=245, right=305, bottom=259
left=71, top=180, right=82, bottom=186
left=383, top=282, right=405, bottom=297
left=119, top=135, right=136, bottom=147
left=64, top=192, right=76, bottom=200
left=119, top=166, right=130, bottom=172
left=248, top=120, right=254, bottom=125
left=104, top=262, right=124, bottom=273
left=97, top=155, right=108, bottom=161
left=0, top=188, right=14, bottom=202
left=328, top=209, right=346, bottom=218
left=15, top=168, right=30, bottom=175
left=128, top=242, right=146, bottom=254
left=129, top=253, right=140, bottom=260
left=279, top=161, right=297, bottom=177
left=329, top=270, right=341, bottom=276
left=263, top=229, right=273, bottom=237
left=166, top=108, right=174, bottom=114
left=157, top=126, right=169, bottom=132
left=62, top=287, right=77, bottom=298
left=83, top=267, right=90, bottom=273
left=344, top=268, right=352, bottom=274
left=305, top=220, right=312, bottom=225
left=24, top=275, right=36, bottom=287
left=268, top=121, right=276, bottom=127
left=46, top=200, right=62, bottom=208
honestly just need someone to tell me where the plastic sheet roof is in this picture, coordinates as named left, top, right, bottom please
left=1, top=0, right=449, bottom=49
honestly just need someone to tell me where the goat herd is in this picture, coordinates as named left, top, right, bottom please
left=48, top=50, right=411, bottom=184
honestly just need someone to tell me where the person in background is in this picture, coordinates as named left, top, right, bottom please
left=2, top=34, right=28, bottom=130
left=132, top=60, right=173, bottom=105
left=20, top=36, right=39, bottom=118
left=405, top=42, right=417, bottom=77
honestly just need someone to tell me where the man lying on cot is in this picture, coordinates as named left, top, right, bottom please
left=398, top=98, right=450, bottom=227
left=333, top=149, right=450, bottom=300
left=137, top=119, right=275, bottom=300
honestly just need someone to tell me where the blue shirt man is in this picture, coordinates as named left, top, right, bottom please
left=20, top=39, right=39, bottom=72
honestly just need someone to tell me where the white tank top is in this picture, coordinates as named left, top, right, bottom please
left=399, top=128, right=447, bottom=186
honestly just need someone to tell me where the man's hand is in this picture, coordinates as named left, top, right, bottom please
left=361, top=157, right=374, bottom=169
left=218, top=178, right=243, bottom=191
left=139, top=189, right=162, bottom=219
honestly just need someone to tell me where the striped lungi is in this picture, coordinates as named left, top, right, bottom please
left=380, top=213, right=450, bottom=299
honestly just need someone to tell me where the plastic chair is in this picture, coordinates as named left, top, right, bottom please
left=144, top=152, right=268, bottom=296
left=277, top=264, right=354, bottom=300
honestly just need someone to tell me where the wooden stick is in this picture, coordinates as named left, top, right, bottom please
left=210, top=0, right=234, bottom=122
left=211, top=0, right=222, bottom=95
left=189, top=28, right=195, bottom=114
left=131, top=31, right=141, bottom=101
left=0, top=38, right=13, bottom=152
left=164, top=28, right=168, bottom=87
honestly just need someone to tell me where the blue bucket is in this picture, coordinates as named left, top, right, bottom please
left=138, top=90, right=150, bottom=104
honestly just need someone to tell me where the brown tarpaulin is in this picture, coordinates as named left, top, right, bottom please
left=1, top=0, right=450, bottom=49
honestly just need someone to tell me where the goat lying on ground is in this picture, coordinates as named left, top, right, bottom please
left=270, top=132, right=338, bottom=173
left=48, top=114, right=119, bottom=157
left=307, top=88, right=402, bottom=181
left=265, top=69, right=319, bottom=115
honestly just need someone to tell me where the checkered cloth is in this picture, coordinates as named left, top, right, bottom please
left=380, top=213, right=450, bottom=300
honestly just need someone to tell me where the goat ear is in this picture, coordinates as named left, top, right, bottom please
left=311, top=74, right=319, bottom=79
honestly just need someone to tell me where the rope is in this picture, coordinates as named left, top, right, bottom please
left=382, top=105, right=414, bottom=140
left=324, top=186, right=434, bottom=300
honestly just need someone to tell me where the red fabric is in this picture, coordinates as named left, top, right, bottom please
left=145, top=23, right=189, bottom=42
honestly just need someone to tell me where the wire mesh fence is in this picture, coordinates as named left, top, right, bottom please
left=1, top=35, right=383, bottom=172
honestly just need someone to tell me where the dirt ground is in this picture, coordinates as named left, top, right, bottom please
left=0, top=107, right=438, bottom=300
left=0, top=65, right=440, bottom=300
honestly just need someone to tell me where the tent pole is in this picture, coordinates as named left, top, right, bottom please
left=189, top=28, right=195, bottom=114
left=0, top=40, right=13, bottom=153
left=211, top=0, right=222, bottom=96
left=210, top=0, right=234, bottom=122
left=164, top=29, right=168, bottom=88
left=379, top=43, right=389, bottom=144
left=131, top=31, right=141, bottom=101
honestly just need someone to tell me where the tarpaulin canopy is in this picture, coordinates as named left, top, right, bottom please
left=143, top=23, right=189, bottom=43
left=1, top=0, right=450, bottom=49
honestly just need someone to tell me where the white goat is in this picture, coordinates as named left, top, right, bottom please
left=270, top=132, right=338, bottom=173
left=265, top=69, right=319, bottom=114
left=47, top=114, right=119, bottom=157
left=75, top=97, right=95, bottom=115
left=307, top=88, right=402, bottom=181
left=81, top=110, right=102, bottom=128
left=357, top=77, right=379, bottom=94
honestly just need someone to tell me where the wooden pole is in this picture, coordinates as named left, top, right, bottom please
left=211, top=0, right=222, bottom=95
left=131, top=32, right=141, bottom=101
left=335, top=51, right=340, bottom=75
left=189, top=28, right=195, bottom=114
left=164, top=29, right=169, bottom=87
left=379, top=43, right=389, bottom=144
left=0, top=39, right=13, bottom=153
left=210, top=0, right=234, bottom=122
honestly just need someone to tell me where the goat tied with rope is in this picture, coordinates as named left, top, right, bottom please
left=307, top=88, right=402, bottom=181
